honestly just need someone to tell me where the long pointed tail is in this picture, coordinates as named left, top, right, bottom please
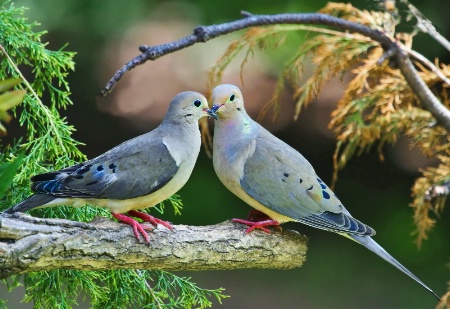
left=349, top=234, right=441, bottom=301
left=2, top=194, right=55, bottom=214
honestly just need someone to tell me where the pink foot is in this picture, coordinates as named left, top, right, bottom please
left=232, top=218, right=281, bottom=234
left=127, top=210, right=173, bottom=230
left=111, top=212, right=154, bottom=243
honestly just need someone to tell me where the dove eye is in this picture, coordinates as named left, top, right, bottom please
left=229, top=94, right=235, bottom=102
left=193, top=99, right=202, bottom=107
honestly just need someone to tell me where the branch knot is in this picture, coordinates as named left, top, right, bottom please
left=194, top=26, right=209, bottom=42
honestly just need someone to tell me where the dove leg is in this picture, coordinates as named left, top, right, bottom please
left=127, top=210, right=173, bottom=230
left=231, top=210, right=281, bottom=233
left=246, top=210, right=283, bottom=231
left=232, top=212, right=280, bottom=233
left=111, top=212, right=154, bottom=244
left=245, top=210, right=274, bottom=221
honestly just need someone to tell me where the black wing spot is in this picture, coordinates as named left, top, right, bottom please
left=109, top=163, right=117, bottom=173
left=77, top=164, right=92, bottom=175
left=317, top=178, right=327, bottom=189
left=74, top=175, right=83, bottom=180
left=283, top=172, right=289, bottom=177
left=97, top=165, right=104, bottom=171
left=299, top=178, right=303, bottom=183
left=307, top=185, right=313, bottom=191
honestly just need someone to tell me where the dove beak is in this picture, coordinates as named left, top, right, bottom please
left=206, top=104, right=222, bottom=120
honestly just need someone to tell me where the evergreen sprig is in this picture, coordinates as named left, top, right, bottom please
left=22, top=269, right=226, bottom=309
left=0, top=2, right=227, bottom=308
left=0, top=1, right=84, bottom=201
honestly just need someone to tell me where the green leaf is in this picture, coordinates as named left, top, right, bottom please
left=0, top=78, right=21, bottom=92
left=0, top=153, right=24, bottom=197
left=0, top=89, right=26, bottom=114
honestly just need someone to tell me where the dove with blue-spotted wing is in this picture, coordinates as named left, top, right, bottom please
left=4, top=91, right=209, bottom=243
left=207, top=84, right=440, bottom=301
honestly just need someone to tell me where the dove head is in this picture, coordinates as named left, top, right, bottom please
left=164, top=91, right=209, bottom=124
left=208, top=84, right=245, bottom=121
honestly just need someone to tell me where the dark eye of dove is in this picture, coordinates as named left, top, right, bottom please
left=193, top=99, right=202, bottom=107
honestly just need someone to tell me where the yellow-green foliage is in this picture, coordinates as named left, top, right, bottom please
left=0, top=78, right=25, bottom=134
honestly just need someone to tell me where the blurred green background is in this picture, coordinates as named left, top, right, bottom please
left=1, top=0, right=450, bottom=308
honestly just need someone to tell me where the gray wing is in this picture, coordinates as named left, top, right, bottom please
left=240, top=126, right=375, bottom=236
left=31, top=135, right=179, bottom=200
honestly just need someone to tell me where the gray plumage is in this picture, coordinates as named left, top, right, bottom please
left=5, top=91, right=209, bottom=242
left=208, top=84, right=440, bottom=301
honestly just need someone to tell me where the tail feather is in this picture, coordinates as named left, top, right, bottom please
left=3, top=194, right=56, bottom=214
left=349, top=234, right=441, bottom=301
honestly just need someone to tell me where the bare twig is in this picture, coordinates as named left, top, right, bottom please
left=405, top=47, right=450, bottom=86
left=394, top=49, right=450, bottom=131
left=0, top=213, right=307, bottom=279
left=101, top=12, right=450, bottom=132
left=101, top=13, right=391, bottom=96
left=400, top=0, right=450, bottom=52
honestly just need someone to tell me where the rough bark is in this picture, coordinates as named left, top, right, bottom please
left=0, top=213, right=307, bottom=279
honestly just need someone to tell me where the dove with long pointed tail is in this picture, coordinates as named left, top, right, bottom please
left=207, top=84, right=441, bottom=301
left=4, top=91, right=209, bottom=243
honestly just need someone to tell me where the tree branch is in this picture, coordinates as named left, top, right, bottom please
left=0, top=213, right=307, bottom=279
left=100, top=11, right=450, bottom=132
left=400, top=0, right=450, bottom=52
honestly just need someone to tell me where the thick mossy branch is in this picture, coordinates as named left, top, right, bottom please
left=0, top=213, right=308, bottom=279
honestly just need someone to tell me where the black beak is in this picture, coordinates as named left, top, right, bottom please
left=206, top=104, right=220, bottom=120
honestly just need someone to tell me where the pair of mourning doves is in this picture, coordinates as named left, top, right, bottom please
left=4, top=91, right=209, bottom=243
left=207, top=84, right=440, bottom=300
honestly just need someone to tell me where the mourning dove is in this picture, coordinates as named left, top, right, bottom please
left=207, top=84, right=440, bottom=300
left=4, top=91, right=209, bottom=243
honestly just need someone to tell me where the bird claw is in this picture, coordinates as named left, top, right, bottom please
left=127, top=210, right=173, bottom=230
left=232, top=218, right=281, bottom=234
left=111, top=212, right=152, bottom=244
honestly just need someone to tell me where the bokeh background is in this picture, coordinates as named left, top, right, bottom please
left=2, top=0, right=450, bottom=308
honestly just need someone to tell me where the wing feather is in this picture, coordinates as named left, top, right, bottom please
left=240, top=124, right=375, bottom=236
left=31, top=134, right=179, bottom=200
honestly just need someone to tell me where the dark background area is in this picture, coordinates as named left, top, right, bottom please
left=1, top=0, right=450, bottom=308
